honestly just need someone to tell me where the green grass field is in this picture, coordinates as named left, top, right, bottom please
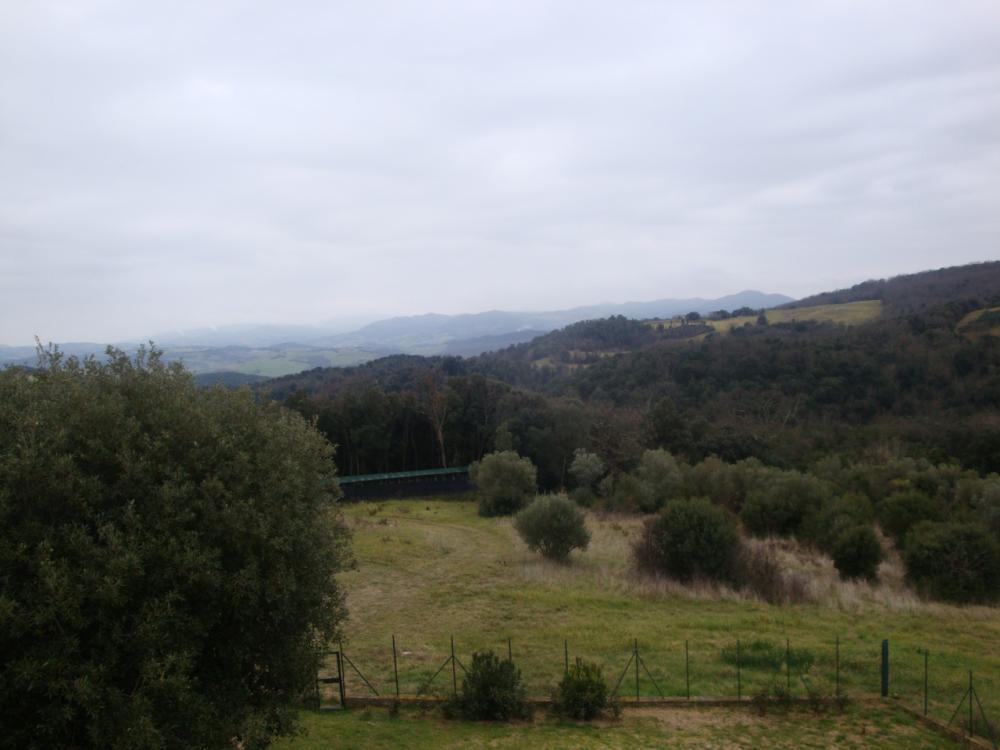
left=648, top=300, right=883, bottom=334
left=275, top=703, right=964, bottom=749
left=279, top=497, right=1000, bottom=748
left=958, top=306, right=1000, bottom=339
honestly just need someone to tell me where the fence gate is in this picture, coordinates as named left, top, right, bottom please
left=315, top=651, right=346, bottom=709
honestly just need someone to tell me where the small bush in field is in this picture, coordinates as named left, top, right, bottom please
left=470, top=451, right=537, bottom=517
left=514, top=495, right=591, bottom=562
left=443, top=650, right=530, bottom=721
left=551, top=660, right=609, bottom=720
left=633, top=498, right=739, bottom=582
left=831, top=525, right=883, bottom=581
left=729, top=542, right=811, bottom=604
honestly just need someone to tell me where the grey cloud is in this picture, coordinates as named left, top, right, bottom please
left=2, top=1, right=999, bottom=343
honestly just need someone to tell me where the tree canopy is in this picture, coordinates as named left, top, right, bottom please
left=0, top=347, right=350, bottom=750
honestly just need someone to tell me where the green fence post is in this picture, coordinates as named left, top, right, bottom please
left=685, top=640, right=690, bottom=700
left=923, top=649, right=928, bottom=716
left=634, top=639, right=640, bottom=701
left=392, top=635, right=400, bottom=699
left=451, top=635, right=457, bottom=698
left=969, top=671, right=973, bottom=736
left=737, top=639, right=741, bottom=701
left=786, top=639, right=791, bottom=695
left=880, top=640, right=889, bottom=698
left=835, top=636, right=840, bottom=699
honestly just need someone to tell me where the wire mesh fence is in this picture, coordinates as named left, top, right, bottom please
left=319, top=632, right=997, bottom=746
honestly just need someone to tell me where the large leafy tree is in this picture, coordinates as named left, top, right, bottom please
left=0, top=347, right=351, bottom=750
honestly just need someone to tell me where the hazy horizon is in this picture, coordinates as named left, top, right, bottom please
left=3, top=2, right=999, bottom=344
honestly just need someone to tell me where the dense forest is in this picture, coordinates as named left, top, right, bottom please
left=267, top=262, right=1000, bottom=487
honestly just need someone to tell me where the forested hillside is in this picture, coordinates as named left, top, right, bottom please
left=782, top=261, right=1000, bottom=314
left=268, top=263, right=1000, bottom=485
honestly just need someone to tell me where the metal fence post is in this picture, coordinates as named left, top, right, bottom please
left=508, top=637, right=512, bottom=662
left=786, top=639, right=791, bottom=695
left=882, top=639, right=890, bottom=697
left=685, top=640, right=690, bottom=700
left=969, top=671, right=974, bottom=736
left=451, top=635, right=457, bottom=698
left=634, top=639, right=640, bottom=701
left=392, top=635, right=400, bottom=699
left=737, top=639, right=741, bottom=700
left=835, top=636, right=840, bottom=699
left=338, top=650, right=346, bottom=707
left=923, top=649, right=928, bottom=716
left=564, top=640, right=569, bottom=674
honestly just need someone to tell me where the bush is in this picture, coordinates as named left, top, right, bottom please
left=514, top=495, right=591, bottom=562
left=803, top=492, right=874, bottom=551
left=569, top=448, right=607, bottom=508
left=740, top=472, right=832, bottom=538
left=684, top=456, right=744, bottom=510
left=608, top=472, right=644, bottom=512
left=831, top=525, right=883, bottom=581
left=903, top=522, right=1000, bottom=603
left=551, top=660, right=609, bottom=720
left=0, top=347, right=350, bottom=750
left=444, top=651, right=529, bottom=721
left=633, top=449, right=685, bottom=512
left=633, top=498, right=739, bottom=582
left=470, top=451, right=538, bottom=517
left=878, top=490, right=943, bottom=544
left=729, top=542, right=811, bottom=604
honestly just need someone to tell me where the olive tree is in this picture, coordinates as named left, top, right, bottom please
left=514, top=495, right=590, bottom=561
left=0, top=347, right=351, bottom=750
left=470, top=450, right=537, bottom=516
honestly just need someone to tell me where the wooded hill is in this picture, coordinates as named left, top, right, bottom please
left=268, top=262, right=1000, bottom=486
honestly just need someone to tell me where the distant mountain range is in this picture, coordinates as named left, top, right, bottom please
left=2, top=290, right=791, bottom=377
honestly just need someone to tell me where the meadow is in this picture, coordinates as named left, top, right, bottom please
left=276, top=703, right=964, bottom=749
left=281, top=496, right=1000, bottom=748
left=648, top=300, right=883, bottom=334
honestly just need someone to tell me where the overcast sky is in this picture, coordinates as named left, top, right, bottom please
left=2, top=1, right=999, bottom=344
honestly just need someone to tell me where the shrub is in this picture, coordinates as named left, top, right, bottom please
left=607, top=472, right=644, bottom=512
left=569, top=448, right=607, bottom=508
left=729, top=542, right=811, bottom=604
left=803, top=492, right=875, bottom=551
left=634, top=449, right=685, bottom=512
left=740, top=472, right=832, bottom=538
left=514, top=495, right=591, bottom=562
left=903, top=522, right=1000, bottom=603
left=878, top=490, right=943, bottom=545
left=831, top=525, right=883, bottom=581
left=0, top=347, right=350, bottom=750
left=551, top=660, right=609, bottom=720
left=470, top=451, right=537, bottom=517
left=971, top=476, right=1000, bottom=540
left=684, top=456, right=744, bottom=510
left=444, top=650, right=529, bottom=721
left=633, top=498, right=739, bottom=582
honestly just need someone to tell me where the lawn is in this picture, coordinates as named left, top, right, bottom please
left=294, top=497, right=1000, bottom=747
left=275, top=703, right=965, bottom=750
